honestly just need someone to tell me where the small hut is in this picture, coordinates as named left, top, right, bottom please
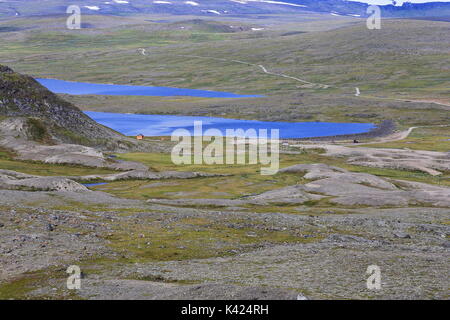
left=136, top=134, right=145, bottom=140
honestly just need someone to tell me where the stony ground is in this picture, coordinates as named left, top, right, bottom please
left=1, top=148, right=449, bottom=299
left=1, top=13, right=449, bottom=301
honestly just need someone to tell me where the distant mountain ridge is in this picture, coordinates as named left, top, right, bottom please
left=1, top=0, right=450, bottom=18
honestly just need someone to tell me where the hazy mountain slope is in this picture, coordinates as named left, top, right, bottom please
left=1, top=0, right=450, bottom=18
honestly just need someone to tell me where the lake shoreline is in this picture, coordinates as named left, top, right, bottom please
left=36, top=78, right=263, bottom=99
left=85, top=111, right=377, bottom=140
left=289, top=120, right=396, bottom=142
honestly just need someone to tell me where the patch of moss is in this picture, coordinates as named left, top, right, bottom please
left=103, top=217, right=321, bottom=263
left=26, top=118, right=53, bottom=144
left=0, top=268, right=82, bottom=300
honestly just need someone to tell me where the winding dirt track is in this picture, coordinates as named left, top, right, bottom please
left=174, top=54, right=330, bottom=88
left=170, top=53, right=449, bottom=107
left=358, top=124, right=450, bottom=145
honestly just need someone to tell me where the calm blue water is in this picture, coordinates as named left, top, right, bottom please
left=85, top=112, right=375, bottom=139
left=82, top=182, right=109, bottom=187
left=36, top=78, right=262, bottom=98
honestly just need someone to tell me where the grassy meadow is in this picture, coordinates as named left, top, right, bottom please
left=0, top=15, right=448, bottom=130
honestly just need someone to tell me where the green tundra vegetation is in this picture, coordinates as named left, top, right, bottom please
left=0, top=15, right=449, bottom=129
left=362, top=126, right=450, bottom=152
left=0, top=12, right=449, bottom=299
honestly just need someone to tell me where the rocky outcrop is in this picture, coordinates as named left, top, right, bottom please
left=244, top=185, right=324, bottom=205
left=0, top=170, right=88, bottom=192
left=0, top=65, right=144, bottom=151
left=0, top=133, right=147, bottom=170
left=147, top=163, right=450, bottom=208
left=291, top=145, right=450, bottom=176
left=279, top=164, right=450, bottom=207
left=0, top=168, right=225, bottom=193
left=68, top=170, right=225, bottom=182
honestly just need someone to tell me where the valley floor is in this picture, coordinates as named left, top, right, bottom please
left=0, top=12, right=449, bottom=300
left=0, top=133, right=449, bottom=300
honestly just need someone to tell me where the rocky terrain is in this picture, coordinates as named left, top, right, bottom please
left=0, top=9, right=449, bottom=300
left=0, top=65, right=146, bottom=151
left=1, top=184, right=448, bottom=299
left=0, top=96, right=449, bottom=299
left=148, top=163, right=450, bottom=208
left=292, top=144, right=450, bottom=176
left=0, top=128, right=449, bottom=300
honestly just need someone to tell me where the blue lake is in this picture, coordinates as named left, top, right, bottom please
left=82, top=182, right=109, bottom=187
left=36, top=78, right=262, bottom=98
left=37, top=78, right=374, bottom=138
left=85, top=112, right=375, bottom=139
